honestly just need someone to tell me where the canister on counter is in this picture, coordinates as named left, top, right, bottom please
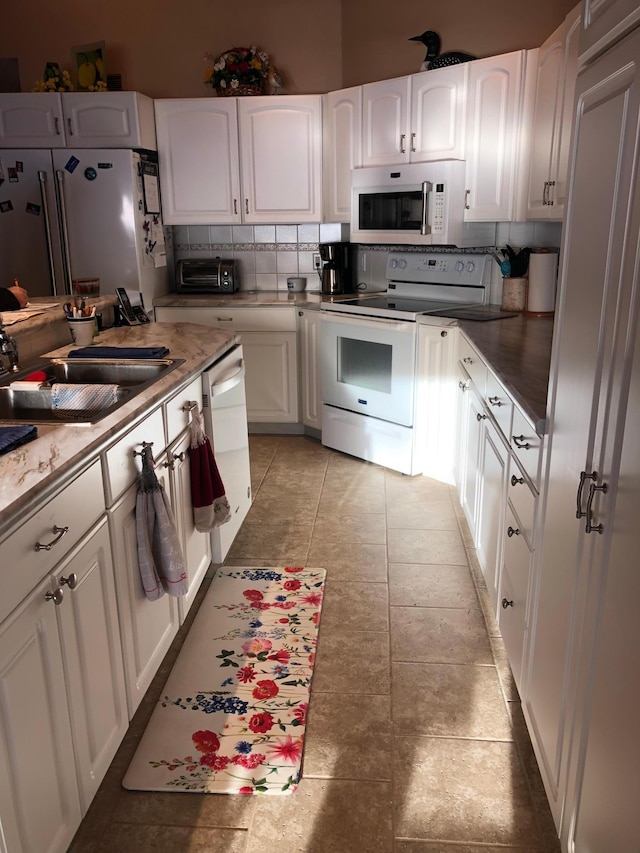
left=501, top=277, right=527, bottom=312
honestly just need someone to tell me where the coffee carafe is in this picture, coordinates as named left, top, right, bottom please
left=319, top=242, right=356, bottom=295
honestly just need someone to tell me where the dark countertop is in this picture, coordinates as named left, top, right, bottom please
left=458, top=310, right=554, bottom=433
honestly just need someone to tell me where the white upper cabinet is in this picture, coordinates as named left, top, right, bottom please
left=464, top=51, right=526, bottom=221
left=323, top=86, right=362, bottom=222
left=238, top=96, right=323, bottom=223
left=155, top=98, right=241, bottom=225
left=526, top=5, right=581, bottom=219
left=579, top=0, right=640, bottom=62
left=155, top=96, right=322, bottom=225
left=0, top=92, right=156, bottom=149
left=361, top=68, right=466, bottom=166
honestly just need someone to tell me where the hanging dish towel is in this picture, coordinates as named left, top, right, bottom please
left=51, top=383, right=119, bottom=412
left=135, top=444, right=188, bottom=601
left=188, top=403, right=231, bottom=531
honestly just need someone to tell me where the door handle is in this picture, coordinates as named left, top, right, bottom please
left=400, top=133, right=406, bottom=153
left=410, top=132, right=416, bottom=152
left=585, top=479, right=608, bottom=534
left=576, top=470, right=596, bottom=519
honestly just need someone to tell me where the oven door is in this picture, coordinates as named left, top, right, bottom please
left=320, top=313, right=417, bottom=426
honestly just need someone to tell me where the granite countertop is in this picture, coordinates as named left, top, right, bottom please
left=457, top=311, right=554, bottom=432
left=0, top=322, right=238, bottom=536
left=152, top=289, right=383, bottom=310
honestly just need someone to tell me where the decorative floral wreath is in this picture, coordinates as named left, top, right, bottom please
left=204, top=46, right=270, bottom=96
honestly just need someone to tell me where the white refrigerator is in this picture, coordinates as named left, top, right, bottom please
left=0, top=148, right=171, bottom=308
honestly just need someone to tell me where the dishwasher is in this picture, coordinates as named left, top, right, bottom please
left=201, top=344, right=251, bottom=562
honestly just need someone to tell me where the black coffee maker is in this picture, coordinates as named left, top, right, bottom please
left=319, top=242, right=357, bottom=295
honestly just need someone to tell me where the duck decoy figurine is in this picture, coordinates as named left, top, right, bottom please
left=409, top=30, right=476, bottom=71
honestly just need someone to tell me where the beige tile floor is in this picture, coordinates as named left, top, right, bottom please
left=69, top=435, right=561, bottom=853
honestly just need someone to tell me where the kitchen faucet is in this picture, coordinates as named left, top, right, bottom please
left=0, top=316, right=20, bottom=375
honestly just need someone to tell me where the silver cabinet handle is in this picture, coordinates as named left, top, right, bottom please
left=54, top=117, right=61, bottom=136
left=400, top=133, right=406, bottom=153
left=576, top=470, right=596, bottom=519
left=476, top=412, right=487, bottom=421
left=511, top=474, right=524, bottom=487
left=245, top=198, right=249, bottom=214
left=216, top=317, right=233, bottom=322
left=458, top=381, right=469, bottom=391
left=547, top=180, right=556, bottom=206
left=463, top=357, right=473, bottom=364
left=543, top=181, right=549, bottom=205
left=35, top=525, right=69, bottom=552
left=67, top=117, right=73, bottom=136
left=59, top=573, right=78, bottom=589
left=488, top=396, right=502, bottom=407
left=233, top=198, right=238, bottom=215
left=512, top=434, right=531, bottom=450
left=45, top=588, right=64, bottom=605
left=410, top=132, right=416, bottom=152
left=585, top=480, right=608, bottom=534
left=465, top=189, right=470, bottom=210
left=502, top=597, right=514, bottom=609
left=507, top=526, right=520, bottom=537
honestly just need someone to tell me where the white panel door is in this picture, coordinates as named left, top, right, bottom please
left=324, top=87, right=362, bottom=222
left=410, top=65, right=467, bottom=162
left=238, top=96, right=322, bottom=222
left=242, top=331, right=299, bottom=422
left=579, top=0, right=640, bottom=61
left=465, top=51, right=524, bottom=221
left=0, top=93, right=66, bottom=147
left=154, top=98, right=241, bottom=224
left=476, top=417, right=508, bottom=605
left=361, top=77, right=411, bottom=166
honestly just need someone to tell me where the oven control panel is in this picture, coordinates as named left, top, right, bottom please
left=386, top=252, right=491, bottom=287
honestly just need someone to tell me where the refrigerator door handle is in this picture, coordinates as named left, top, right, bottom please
left=38, top=170, right=62, bottom=297
left=55, top=169, right=73, bottom=295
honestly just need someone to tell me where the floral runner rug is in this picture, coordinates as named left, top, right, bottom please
left=123, top=566, right=325, bottom=795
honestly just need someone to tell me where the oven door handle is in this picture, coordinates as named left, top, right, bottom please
left=421, top=180, right=432, bottom=236
left=321, top=313, right=415, bottom=333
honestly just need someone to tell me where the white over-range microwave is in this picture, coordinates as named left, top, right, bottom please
left=350, top=161, right=466, bottom=246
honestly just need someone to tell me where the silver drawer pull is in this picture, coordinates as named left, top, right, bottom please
left=511, top=474, right=524, bottom=486
left=463, top=356, right=473, bottom=364
left=507, top=526, right=520, bottom=537
left=458, top=381, right=469, bottom=391
left=216, top=317, right=234, bottom=322
left=35, top=525, right=69, bottom=552
left=59, top=573, right=78, bottom=590
left=476, top=412, right=487, bottom=421
left=502, top=597, right=514, bottom=609
left=488, top=396, right=502, bottom=407
left=585, top=480, right=608, bottom=534
left=576, top=470, right=596, bottom=519
left=512, top=434, right=531, bottom=450
left=45, top=588, right=64, bottom=605
left=132, top=441, right=154, bottom=458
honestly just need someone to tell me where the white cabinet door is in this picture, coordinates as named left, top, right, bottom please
left=524, top=26, right=640, bottom=831
left=476, top=416, right=508, bottom=606
left=61, top=92, right=156, bottom=149
left=54, top=519, right=127, bottom=812
left=0, top=92, right=66, bottom=147
left=238, top=96, right=322, bottom=223
left=154, top=98, right=241, bottom=225
left=456, top=373, right=485, bottom=541
left=298, top=308, right=322, bottom=430
left=242, top=330, right=299, bottom=423
left=410, top=66, right=467, bottom=162
left=323, top=87, right=362, bottom=222
left=109, top=471, right=179, bottom=717
left=579, top=0, right=640, bottom=61
left=464, top=51, right=525, bottom=221
left=361, top=76, right=411, bottom=166
left=166, top=430, right=212, bottom=623
left=526, top=6, right=581, bottom=219
left=0, top=575, right=82, bottom=853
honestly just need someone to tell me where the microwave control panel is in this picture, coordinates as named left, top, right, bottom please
left=432, top=183, right=446, bottom=235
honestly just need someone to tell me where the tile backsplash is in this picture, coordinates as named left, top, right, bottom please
left=172, top=219, right=562, bottom=303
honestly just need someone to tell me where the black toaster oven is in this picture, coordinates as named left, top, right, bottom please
left=175, top=258, right=239, bottom=293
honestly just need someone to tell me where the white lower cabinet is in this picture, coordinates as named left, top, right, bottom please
left=476, top=416, right=508, bottom=605
left=0, top=517, right=126, bottom=853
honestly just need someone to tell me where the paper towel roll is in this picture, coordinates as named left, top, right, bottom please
left=526, top=250, right=558, bottom=315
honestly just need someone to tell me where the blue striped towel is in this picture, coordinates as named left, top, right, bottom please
left=51, top=383, right=119, bottom=412
left=0, top=425, right=37, bottom=455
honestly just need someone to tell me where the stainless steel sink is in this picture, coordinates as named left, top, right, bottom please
left=0, top=358, right=185, bottom=424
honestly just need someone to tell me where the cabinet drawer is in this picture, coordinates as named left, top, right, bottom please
left=165, top=375, right=203, bottom=446
left=0, top=460, right=104, bottom=623
left=485, top=370, right=513, bottom=442
left=498, top=563, right=526, bottom=691
left=458, top=334, right=487, bottom=395
left=103, top=407, right=165, bottom=505
left=508, top=462, right=536, bottom=547
left=509, top=404, right=543, bottom=487
left=157, top=306, right=297, bottom=332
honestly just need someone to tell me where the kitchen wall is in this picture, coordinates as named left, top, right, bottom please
left=174, top=220, right=562, bottom=303
left=0, top=0, right=577, bottom=98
